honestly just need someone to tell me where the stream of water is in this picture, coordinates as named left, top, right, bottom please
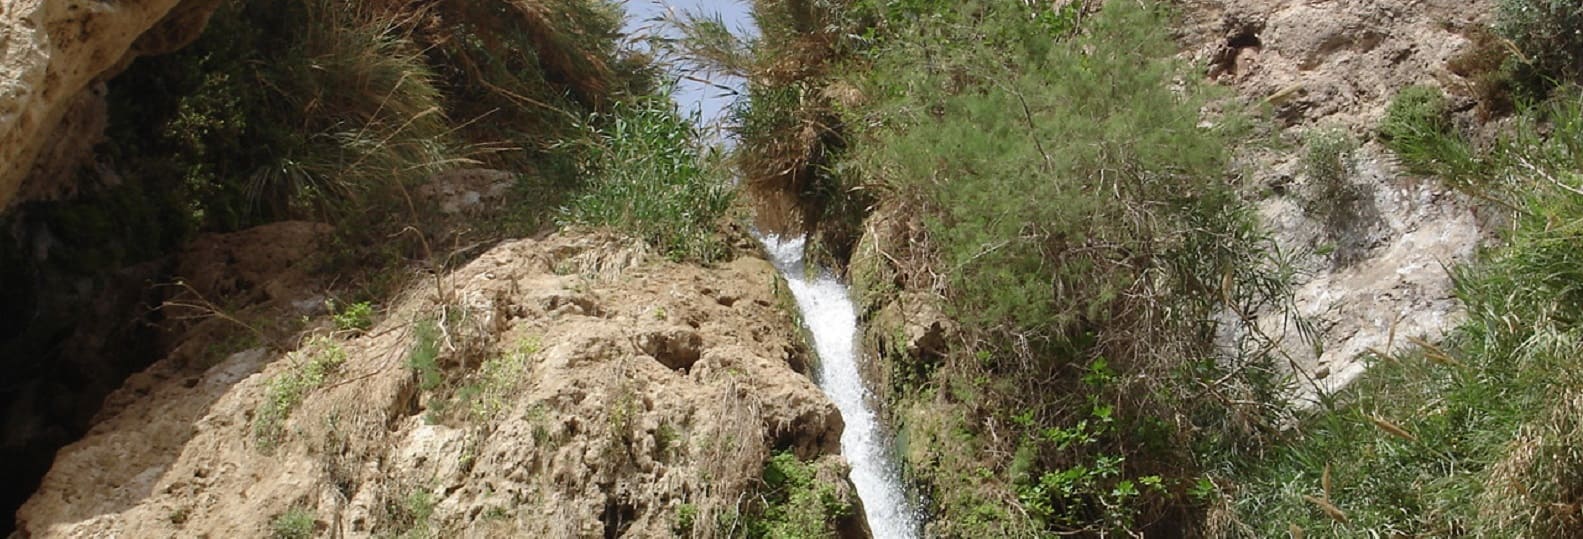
left=616, top=3, right=921, bottom=533
left=760, top=235, right=921, bottom=538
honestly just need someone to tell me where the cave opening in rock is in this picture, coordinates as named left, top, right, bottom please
left=0, top=205, right=176, bottom=533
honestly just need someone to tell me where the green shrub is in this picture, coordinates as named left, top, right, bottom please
left=397, top=488, right=437, bottom=538
left=1303, top=129, right=1360, bottom=200
left=1380, top=85, right=1452, bottom=142
left=107, top=0, right=455, bottom=234
left=746, top=453, right=855, bottom=538
left=1301, top=128, right=1375, bottom=262
left=1497, top=0, right=1583, bottom=84
left=557, top=97, right=734, bottom=262
left=673, top=503, right=698, bottom=535
left=253, top=336, right=348, bottom=450
left=271, top=507, right=316, bottom=539
left=460, top=338, right=537, bottom=422
left=407, top=320, right=444, bottom=392
left=96, top=0, right=656, bottom=266
left=1448, top=25, right=1521, bottom=118
left=817, top=0, right=1288, bottom=533
left=331, top=301, right=375, bottom=332
left=1379, top=86, right=1483, bottom=183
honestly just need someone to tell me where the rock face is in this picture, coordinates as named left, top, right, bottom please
left=1178, top=0, right=1495, bottom=399
left=0, top=0, right=218, bottom=209
left=16, top=231, right=849, bottom=537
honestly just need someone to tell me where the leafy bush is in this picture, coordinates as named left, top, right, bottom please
left=331, top=301, right=375, bottom=332
left=253, top=336, right=348, bottom=450
left=557, top=97, right=734, bottom=262
left=1448, top=24, right=1521, bottom=118
left=108, top=0, right=455, bottom=233
left=271, top=507, right=316, bottom=539
left=96, top=0, right=657, bottom=263
left=818, top=0, right=1289, bottom=534
left=746, top=453, right=856, bottom=537
left=673, top=502, right=699, bottom=535
left=458, top=338, right=538, bottom=422
left=407, top=320, right=444, bottom=392
left=1497, top=0, right=1583, bottom=84
left=1380, top=85, right=1453, bottom=142
left=396, top=488, right=437, bottom=538
left=1379, top=86, right=1483, bottom=184
left=1303, top=129, right=1360, bottom=201
left=1302, top=128, right=1376, bottom=263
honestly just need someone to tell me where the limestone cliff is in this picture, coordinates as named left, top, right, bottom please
left=0, top=0, right=218, bottom=209
left=16, top=230, right=858, bottom=537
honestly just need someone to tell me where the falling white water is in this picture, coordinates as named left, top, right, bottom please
left=760, top=234, right=920, bottom=538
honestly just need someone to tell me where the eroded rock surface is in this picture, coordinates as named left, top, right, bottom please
left=17, top=232, right=847, bottom=537
left=1180, top=0, right=1495, bottom=399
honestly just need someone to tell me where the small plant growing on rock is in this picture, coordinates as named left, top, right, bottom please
left=672, top=503, right=698, bottom=535
left=330, top=300, right=374, bottom=332
left=1380, top=86, right=1482, bottom=184
left=1302, top=128, right=1360, bottom=208
left=253, top=336, right=348, bottom=451
left=747, top=453, right=855, bottom=536
left=271, top=507, right=315, bottom=539
left=556, top=97, right=734, bottom=263
left=407, top=319, right=444, bottom=392
left=461, top=337, right=539, bottom=422
left=1301, top=128, right=1375, bottom=264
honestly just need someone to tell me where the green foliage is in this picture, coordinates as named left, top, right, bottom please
left=1497, top=0, right=1583, bottom=85
left=655, top=421, right=682, bottom=459
left=746, top=453, right=855, bottom=538
left=673, top=503, right=699, bottom=535
left=557, top=97, right=735, bottom=262
left=1303, top=128, right=1360, bottom=205
left=1302, top=128, right=1374, bottom=263
left=407, top=320, right=444, bottom=392
left=458, top=338, right=538, bottom=422
left=426, top=0, right=641, bottom=157
left=108, top=0, right=455, bottom=234
left=397, top=488, right=437, bottom=539
left=253, top=336, right=348, bottom=450
left=271, top=507, right=316, bottom=539
left=1448, top=24, right=1524, bottom=118
left=1230, top=90, right=1583, bottom=537
left=820, top=1, right=1289, bottom=532
left=406, top=318, right=540, bottom=426
left=1014, top=400, right=1167, bottom=530
left=1379, top=86, right=1484, bottom=184
left=95, top=0, right=658, bottom=272
left=331, top=301, right=375, bottom=332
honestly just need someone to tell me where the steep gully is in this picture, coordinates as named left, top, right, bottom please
left=619, top=2, right=922, bottom=534
left=620, top=3, right=924, bottom=535
left=761, top=236, right=922, bottom=537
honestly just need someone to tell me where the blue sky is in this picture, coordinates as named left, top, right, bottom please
left=619, top=0, right=756, bottom=139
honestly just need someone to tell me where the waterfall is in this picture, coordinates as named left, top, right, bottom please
left=760, top=234, right=921, bottom=538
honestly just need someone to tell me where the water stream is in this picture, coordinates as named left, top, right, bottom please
left=617, top=3, right=921, bottom=533
left=760, top=235, right=921, bottom=538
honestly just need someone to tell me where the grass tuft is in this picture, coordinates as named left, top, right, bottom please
left=253, top=336, right=348, bottom=451
left=271, top=506, right=316, bottom=539
left=557, top=96, right=735, bottom=262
